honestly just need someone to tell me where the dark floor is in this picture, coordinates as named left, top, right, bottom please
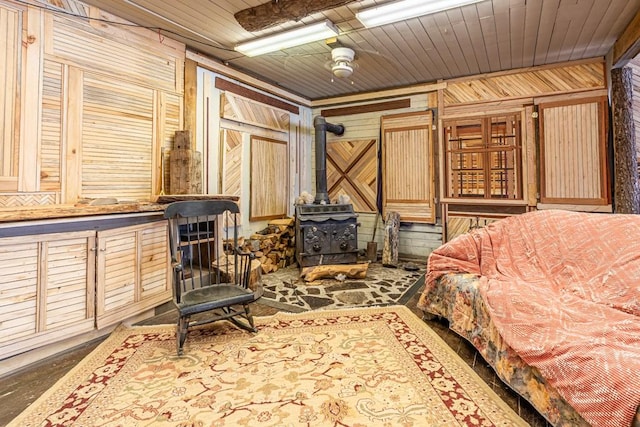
left=0, top=277, right=551, bottom=427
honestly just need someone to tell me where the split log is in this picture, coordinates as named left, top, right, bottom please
left=174, top=129, right=192, bottom=150
left=234, top=0, right=356, bottom=32
left=242, top=216, right=297, bottom=274
left=382, top=211, right=400, bottom=267
left=269, top=218, right=295, bottom=227
left=300, top=263, right=368, bottom=282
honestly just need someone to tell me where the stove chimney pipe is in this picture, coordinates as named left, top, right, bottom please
left=313, top=116, right=344, bottom=204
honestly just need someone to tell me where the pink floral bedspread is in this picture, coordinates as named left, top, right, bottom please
left=420, top=209, right=640, bottom=427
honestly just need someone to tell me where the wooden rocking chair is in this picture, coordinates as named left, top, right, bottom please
left=164, top=200, right=260, bottom=355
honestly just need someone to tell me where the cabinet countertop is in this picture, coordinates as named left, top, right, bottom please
left=0, top=203, right=166, bottom=223
left=0, top=195, right=240, bottom=223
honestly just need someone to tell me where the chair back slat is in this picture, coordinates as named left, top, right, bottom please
left=164, top=200, right=244, bottom=303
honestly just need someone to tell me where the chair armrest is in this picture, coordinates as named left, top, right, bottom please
left=233, top=246, right=256, bottom=289
left=235, top=246, right=255, bottom=259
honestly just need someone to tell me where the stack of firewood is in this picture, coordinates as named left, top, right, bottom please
left=243, top=218, right=296, bottom=274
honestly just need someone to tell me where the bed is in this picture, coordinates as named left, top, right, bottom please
left=417, top=209, right=640, bottom=427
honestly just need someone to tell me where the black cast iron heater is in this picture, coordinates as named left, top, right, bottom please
left=295, top=116, right=358, bottom=268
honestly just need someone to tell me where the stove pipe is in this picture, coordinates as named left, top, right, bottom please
left=313, top=116, right=344, bottom=204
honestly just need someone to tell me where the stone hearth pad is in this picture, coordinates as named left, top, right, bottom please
left=258, top=261, right=425, bottom=312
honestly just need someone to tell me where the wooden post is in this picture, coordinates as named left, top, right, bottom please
left=382, top=211, right=400, bottom=267
left=169, top=130, right=202, bottom=194
left=611, top=67, right=640, bottom=214
left=183, top=58, right=198, bottom=148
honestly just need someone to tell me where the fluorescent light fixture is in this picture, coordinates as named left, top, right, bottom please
left=356, top=0, right=485, bottom=28
left=235, top=20, right=339, bottom=57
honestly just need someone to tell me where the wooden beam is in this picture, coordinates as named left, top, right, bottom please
left=64, top=67, right=83, bottom=204
left=321, top=99, right=410, bottom=117
left=215, top=78, right=300, bottom=114
left=613, top=8, right=640, bottom=67
left=20, top=6, right=44, bottom=192
left=311, top=82, right=446, bottom=108
left=183, top=58, right=197, bottom=147
left=187, top=50, right=310, bottom=107
left=234, top=0, right=355, bottom=32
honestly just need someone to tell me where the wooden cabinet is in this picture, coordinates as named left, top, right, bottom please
left=96, top=221, right=171, bottom=329
left=442, top=203, right=529, bottom=242
left=445, top=214, right=502, bottom=242
left=0, top=231, right=96, bottom=360
left=0, top=218, right=171, bottom=360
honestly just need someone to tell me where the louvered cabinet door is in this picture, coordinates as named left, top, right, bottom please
left=381, top=111, right=436, bottom=223
left=538, top=96, right=609, bottom=205
left=0, top=231, right=96, bottom=360
left=95, top=221, right=171, bottom=329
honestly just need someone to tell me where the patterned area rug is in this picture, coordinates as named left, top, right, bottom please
left=9, top=306, right=527, bottom=427
left=260, top=262, right=426, bottom=312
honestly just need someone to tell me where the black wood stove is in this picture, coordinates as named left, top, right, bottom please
left=295, top=116, right=358, bottom=267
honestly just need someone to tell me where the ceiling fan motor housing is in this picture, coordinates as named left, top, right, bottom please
left=331, top=47, right=355, bottom=78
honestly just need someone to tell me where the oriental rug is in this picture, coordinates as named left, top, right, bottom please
left=9, top=306, right=527, bottom=427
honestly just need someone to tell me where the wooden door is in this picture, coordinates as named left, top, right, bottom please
left=96, top=221, right=170, bottom=328
left=381, top=111, right=436, bottom=223
left=0, top=231, right=96, bottom=359
left=538, top=96, right=609, bottom=205
left=326, top=138, right=378, bottom=212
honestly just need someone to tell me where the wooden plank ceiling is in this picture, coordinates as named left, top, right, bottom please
left=76, top=0, right=640, bottom=101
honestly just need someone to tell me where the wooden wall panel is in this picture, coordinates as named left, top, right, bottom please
left=0, top=4, right=20, bottom=180
left=81, top=74, right=154, bottom=201
left=0, top=0, right=185, bottom=205
left=40, top=60, right=64, bottom=192
left=0, top=192, right=57, bottom=206
left=159, top=93, right=182, bottom=195
left=539, top=97, right=608, bottom=204
left=222, top=129, right=242, bottom=197
left=326, top=139, right=377, bottom=212
left=163, top=93, right=182, bottom=148
left=316, top=92, right=435, bottom=215
left=381, top=111, right=435, bottom=223
left=50, top=15, right=180, bottom=93
left=444, top=61, right=606, bottom=106
left=250, top=136, right=288, bottom=221
left=221, top=92, right=290, bottom=132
